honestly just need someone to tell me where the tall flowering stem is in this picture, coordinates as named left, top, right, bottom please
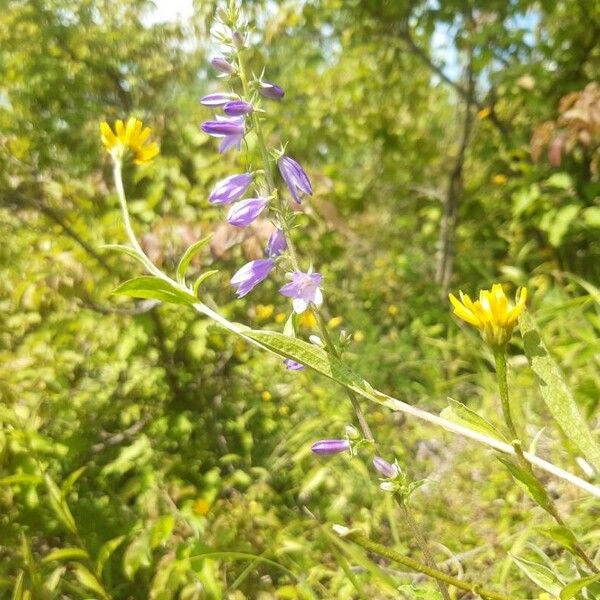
left=494, top=346, right=598, bottom=573
left=234, top=36, right=450, bottom=600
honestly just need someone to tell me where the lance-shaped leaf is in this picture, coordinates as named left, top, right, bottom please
left=441, top=398, right=507, bottom=442
left=520, top=311, right=600, bottom=472
left=176, top=235, right=212, bottom=284
left=560, top=573, right=600, bottom=600
left=45, top=474, right=77, bottom=534
left=113, top=276, right=197, bottom=305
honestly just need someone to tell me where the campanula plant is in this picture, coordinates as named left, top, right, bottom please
left=99, top=2, right=600, bottom=596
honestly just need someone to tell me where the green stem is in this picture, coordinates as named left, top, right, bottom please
left=493, top=348, right=598, bottom=573
left=113, top=160, right=162, bottom=278
left=344, top=530, right=513, bottom=600
left=235, top=46, right=450, bottom=600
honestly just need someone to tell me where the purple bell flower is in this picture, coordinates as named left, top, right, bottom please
left=201, top=116, right=245, bottom=153
left=200, top=93, right=236, bottom=107
left=227, top=197, right=269, bottom=228
left=279, top=271, right=323, bottom=314
left=211, top=56, right=235, bottom=74
left=283, top=358, right=305, bottom=371
left=258, top=81, right=285, bottom=99
left=230, top=259, right=275, bottom=297
left=209, top=173, right=253, bottom=205
left=278, top=155, right=312, bottom=203
left=311, top=439, right=350, bottom=455
left=373, top=456, right=398, bottom=479
left=224, top=100, right=254, bottom=116
left=266, top=229, right=287, bottom=257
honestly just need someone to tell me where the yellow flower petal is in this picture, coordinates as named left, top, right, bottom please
left=449, top=293, right=480, bottom=326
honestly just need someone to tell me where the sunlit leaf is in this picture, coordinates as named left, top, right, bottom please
left=113, top=276, right=197, bottom=305
left=511, top=554, right=563, bottom=595
left=520, top=311, right=600, bottom=472
left=72, top=563, right=110, bottom=599
left=496, top=457, right=552, bottom=512
left=44, top=474, right=77, bottom=534
left=96, top=535, right=126, bottom=577
left=42, top=548, right=89, bottom=563
left=560, top=573, right=600, bottom=600
left=441, top=398, right=507, bottom=442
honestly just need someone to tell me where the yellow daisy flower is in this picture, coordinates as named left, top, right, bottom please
left=100, top=117, right=159, bottom=164
left=449, top=283, right=527, bottom=348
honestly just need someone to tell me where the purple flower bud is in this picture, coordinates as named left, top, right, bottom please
left=232, top=31, right=245, bottom=49
left=200, top=93, right=237, bottom=107
left=211, top=56, right=235, bottom=74
left=226, top=197, right=269, bottom=228
left=279, top=271, right=323, bottom=314
left=209, top=173, right=253, bottom=205
left=230, top=258, right=275, bottom=297
left=201, top=116, right=245, bottom=153
left=266, top=229, right=287, bottom=257
left=224, top=100, right=254, bottom=116
left=201, top=117, right=244, bottom=137
left=278, top=155, right=312, bottom=203
left=283, top=358, right=305, bottom=371
left=372, top=456, right=398, bottom=479
left=258, top=81, right=285, bottom=99
left=311, top=439, right=351, bottom=455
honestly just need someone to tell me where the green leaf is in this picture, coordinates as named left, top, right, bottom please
left=44, top=474, right=77, bottom=534
left=283, top=313, right=297, bottom=338
left=440, top=398, right=507, bottom=442
left=0, top=474, right=42, bottom=486
left=176, top=235, right=212, bottom=283
left=44, top=566, right=66, bottom=592
left=101, top=435, right=152, bottom=476
left=535, top=525, right=578, bottom=553
left=246, top=330, right=371, bottom=396
left=560, top=573, right=600, bottom=600
left=61, top=466, right=86, bottom=495
left=150, top=515, right=175, bottom=549
left=113, top=276, right=197, bottom=305
left=19, top=532, right=40, bottom=590
left=582, top=206, right=600, bottom=228
left=72, top=563, right=109, bottom=600
left=42, top=547, right=89, bottom=563
left=547, top=205, right=579, bottom=247
left=520, top=311, right=600, bottom=472
left=545, top=172, right=572, bottom=190
left=101, top=244, right=148, bottom=267
left=96, top=535, right=126, bottom=577
left=511, top=554, right=563, bottom=595
left=11, top=571, right=24, bottom=600
left=193, top=269, right=219, bottom=296
left=123, top=534, right=152, bottom=580
left=497, top=457, right=552, bottom=511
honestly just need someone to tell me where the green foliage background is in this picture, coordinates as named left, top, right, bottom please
left=1, top=0, right=599, bottom=598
